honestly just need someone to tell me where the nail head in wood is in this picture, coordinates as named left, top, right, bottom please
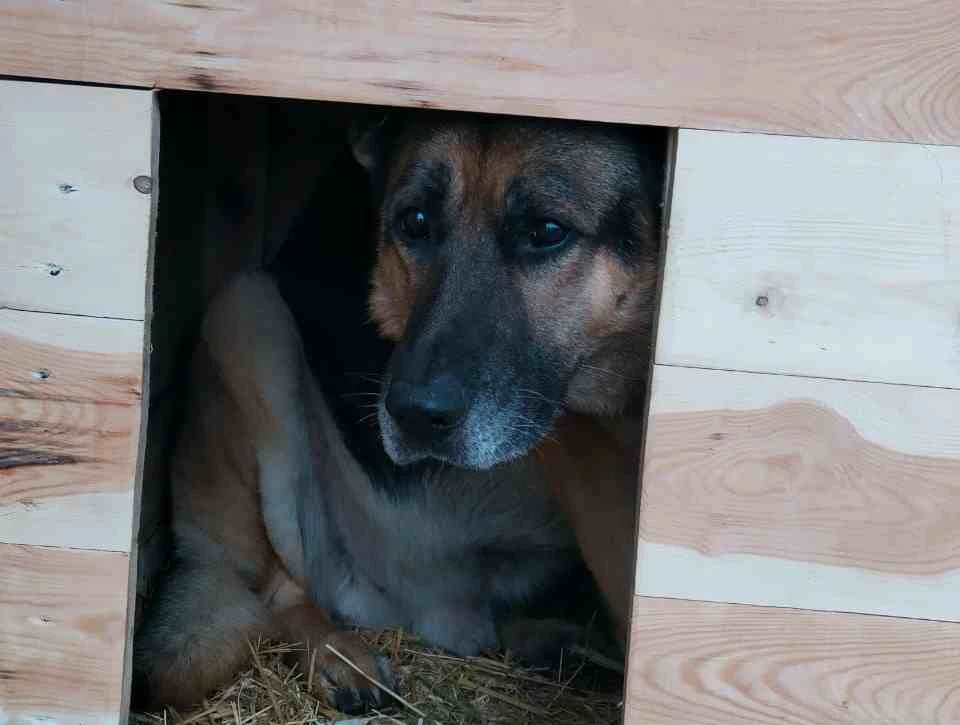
left=133, top=175, right=153, bottom=195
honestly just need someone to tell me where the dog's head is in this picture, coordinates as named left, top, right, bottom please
left=351, top=110, right=664, bottom=470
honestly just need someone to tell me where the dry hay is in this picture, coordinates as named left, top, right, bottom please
left=131, top=629, right=624, bottom=725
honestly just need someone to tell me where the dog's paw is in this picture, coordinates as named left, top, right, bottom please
left=297, top=630, right=395, bottom=715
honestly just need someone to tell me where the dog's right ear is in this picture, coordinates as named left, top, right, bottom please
left=348, top=110, right=391, bottom=174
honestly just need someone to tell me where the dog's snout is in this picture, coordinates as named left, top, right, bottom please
left=385, top=377, right=467, bottom=438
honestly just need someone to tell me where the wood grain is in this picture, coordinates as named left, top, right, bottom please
left=2, top=1, right=960, bottom=145
left=0, top=309, right=143, bottom=551
left=657, top=129, right=960, bottom=388
left=0, top=79, right=153, bottom=319
left=0, top=543, right=129, bottom=725
left=635, top=364, right=960, bottom=621
left=625, top=596, right=960, bottom=725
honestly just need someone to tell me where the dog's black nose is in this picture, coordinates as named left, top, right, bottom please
left=386, top=377, right=467, bottom=438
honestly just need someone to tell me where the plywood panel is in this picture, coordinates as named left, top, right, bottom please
left=656, top=129, right=960, bottom=388
left=0, top=543, right=128, bottom=725
left=635, top=364, right=960, bottom=621
left=625, top=597, right=960, bottom=725
left=0, top=80, right=153, bottom=319
left=0, top=309, right=143, bottom=551
left=2, top=2, right=960, bottom=145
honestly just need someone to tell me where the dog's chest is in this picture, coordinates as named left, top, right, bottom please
left=321, top=458, right=573, bottom=633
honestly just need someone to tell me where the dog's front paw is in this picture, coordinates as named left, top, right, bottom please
left=298, top=630, right=395, bottom=715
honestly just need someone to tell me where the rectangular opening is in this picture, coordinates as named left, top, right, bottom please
left=132, top=90, right=674, bottom=724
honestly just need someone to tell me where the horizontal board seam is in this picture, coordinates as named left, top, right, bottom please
left=0, top=539, right=131, bottom=555
left=0, top=304, right=144, bottom=323
left=0, top=72, right=148, bottom=93
left=634, top=591, right=960, bottom=626
left=677, top=124, right=960, bottom=149
left=655, top=361, right=960, bottom=393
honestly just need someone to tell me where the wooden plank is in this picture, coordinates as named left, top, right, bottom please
left=134, top=393, right=176, bottom=592
left=657, top=129, right=960, bottom=388
left=0, top=543, right=129, bottom=725
left=119, top=90, right=161, bottom=724
left=0, top=309, right=143, bottom=551
left=0, top=492, right=135, bottom=554
left=0, top=79, right=153, bottom=319
left=635, top=364, right=960, bottom=621
left=1, top=2, right=960, bottom=145
left=625, top=597, right=960, bottom=725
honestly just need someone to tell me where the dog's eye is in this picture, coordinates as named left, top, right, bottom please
left=397, top=208, right=430, bottom=241
left=526, top=220, right=572, bottom=251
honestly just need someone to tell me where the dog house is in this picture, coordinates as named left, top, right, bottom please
left=2, top=3, right=960, bottom=724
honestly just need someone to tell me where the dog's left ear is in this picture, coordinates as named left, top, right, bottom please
left=348, top=110, right=391, bottom=173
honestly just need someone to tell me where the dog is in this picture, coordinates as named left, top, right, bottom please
left=134, top=108, right=664, bottom=712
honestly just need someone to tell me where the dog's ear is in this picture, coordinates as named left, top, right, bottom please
left=348, top=110, right=391, bottom=173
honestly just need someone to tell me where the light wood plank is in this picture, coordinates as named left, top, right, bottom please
left=657, top=129, right=960, bottom=388
left=2, top=2, right=960, bottom=145
left=636, top=364, right=960, bottom=621
left=0, top=543, right=128, bottom=725
left=0, top=308, right=144, bottom=402
left=625, top=597, right=960, bottom=725
left=120, top=90, right=161, bottom=724
left=0, top=492, right=134, bottom=553
left=0, top=309, right=143, bottom=551
left=0, top=79, right=153, bottom=319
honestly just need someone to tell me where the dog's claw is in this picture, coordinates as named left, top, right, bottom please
left=332, top=685, right=382, bottom=714
left=294, top=630, right=394, bottom=715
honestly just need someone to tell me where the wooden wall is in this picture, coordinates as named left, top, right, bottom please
left=3, top=8, right=960, bottom=719
left=626, top=130, right=960, bottom=724
left=1, top=0, right=959, bottom=146
left=0, top=81, right=154, bottom=725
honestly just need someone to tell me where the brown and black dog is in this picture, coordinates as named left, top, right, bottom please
left=134, top=109, right=664, bottom=712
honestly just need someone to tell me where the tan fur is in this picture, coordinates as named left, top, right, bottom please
left=370, top=243, right=417, bottom=341
left=135, top=274, right=389, bottom=711
left=535, top=414, right=641, bottom=646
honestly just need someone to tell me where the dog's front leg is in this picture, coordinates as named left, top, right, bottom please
left=204, top=272, right=393, bottom=712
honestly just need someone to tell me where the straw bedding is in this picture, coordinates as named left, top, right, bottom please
left=131, top=628, right=624, bottom=725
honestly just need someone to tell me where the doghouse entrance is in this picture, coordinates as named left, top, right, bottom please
left=132, top=90, right=672, bottom=725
